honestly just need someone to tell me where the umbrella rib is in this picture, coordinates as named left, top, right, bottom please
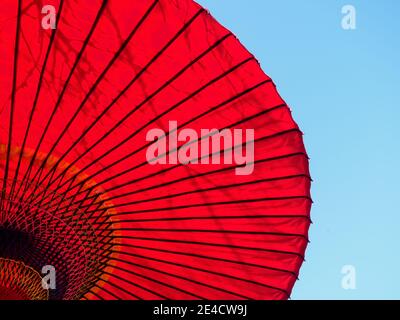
left=90, top=196, right=311, bottom=223
left=100, top=269, right=171, bottom=300
left=93, top=214, right=311, bottom=224
left=25, top=6, right=207, bottom=200
left=0, top=0, right=311, bottom=301
left=89, top=105, right=294, bottom=197
left=27, top=58, right=257, bottom=218
left=85, top=189, right=310, bottom=218
left=40, top=84, right=282, bottom=211
left=83, top=175, right=311, bottom=211
left=49, top=151, right=308, bottom=219
left=67, top=79, right=274, bottom=201
left=16, top=0, right=160, bottom=203
left=106, top=250, right=289, bottom=298
left=88, top=281, right=123, bottom=300
left=96, top=240, right=299, bottom=277
left=112, top=235, right=305, bottom=259
left=57, top=184, right=310, bottom=220
left=103, top=256, right=251, bottom=300
left=66, top=73, right=269, bottom=196
left=111, top=226, right=307, bottom=239
left=43, top=32, right=234, bottom=199
left=102, top=265, right=203, bottom=300
left=31, top=52, right=254, bottom=210
left=7, top=0, right=66, bottom=211
left=34, top=32, right=236, bottom=214
left=12, top=0, right=67, bottom=204
left=1, top=0, right=21, bottom=220
left=66, top=135, right=306, bottom=210
left=56, top=173, right=310, bottom=212
left=82, top=289, right=103, bottom=300
left=11, top=0, right=108, bottom=214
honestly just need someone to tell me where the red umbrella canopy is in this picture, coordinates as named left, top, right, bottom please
left=0, top=0, right=312, bottom=300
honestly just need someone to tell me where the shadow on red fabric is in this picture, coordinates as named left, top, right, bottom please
left=0, top=0, right=312, bottom=300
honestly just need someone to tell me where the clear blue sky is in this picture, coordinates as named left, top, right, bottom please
left=197, top=0, right=400, bottom=299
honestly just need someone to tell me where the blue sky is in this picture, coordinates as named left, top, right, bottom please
left=197, top=0, right=400, bottom=299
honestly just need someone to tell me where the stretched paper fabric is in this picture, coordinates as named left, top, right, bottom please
left=0, top=0, right=311, bottom=300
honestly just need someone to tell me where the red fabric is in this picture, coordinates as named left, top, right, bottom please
left=0, top=0, right=311, bottom=300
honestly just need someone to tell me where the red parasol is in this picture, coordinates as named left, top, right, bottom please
left=0, top=0, right=312, bottom=300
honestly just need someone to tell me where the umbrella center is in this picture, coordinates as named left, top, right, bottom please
left=0, top=183, right=116, bottom=300
left=0, top=258, right=48, bottom=300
